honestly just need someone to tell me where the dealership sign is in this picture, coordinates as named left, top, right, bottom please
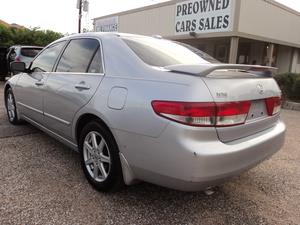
left=95, top=16, right=118, bottom=32
left=175, top=0, right=235, bottom=35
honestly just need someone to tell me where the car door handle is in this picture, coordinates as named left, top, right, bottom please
left=35, top=81, right=44, bottom=86
left=75, top=83, right=90, bottom=90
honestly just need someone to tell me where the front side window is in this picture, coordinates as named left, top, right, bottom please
left=56, top=39, right=100, bottom=73
left=31, top=41, right=66, bottom=72
left=122, top=36, right=214, bottom=67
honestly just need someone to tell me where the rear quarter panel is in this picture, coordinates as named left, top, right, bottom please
left=72, top=72, right=215, bottom=181
left=74, top=71, right=214, bottom=140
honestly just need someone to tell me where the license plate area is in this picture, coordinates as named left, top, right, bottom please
left=246, top=100, right=268, bottom=121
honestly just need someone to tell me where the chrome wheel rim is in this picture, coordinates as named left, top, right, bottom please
left=7, top=93, right=16, bottom=122
left=83, top=131, right=111, bottom=182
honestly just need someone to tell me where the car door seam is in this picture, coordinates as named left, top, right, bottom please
left=17, top=102, right=43, bottom=115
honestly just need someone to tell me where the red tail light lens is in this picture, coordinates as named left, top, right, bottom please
left=15, top=56, right=21, bottom=62
left=151, top=101, right=251, bottom=127
left=265, top=97, right=281, bottom=116
left=215, top=101, right=251, bottom=126
left=151, top=101, right=216, bottom=126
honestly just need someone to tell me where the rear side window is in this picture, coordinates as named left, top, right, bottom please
left=56, top=39, right=100, bottom=73
left=175, top=42, right=220, bottom=64
left=21, top=48, right=42, bottom=58
left=31, top=41, right=66, bottom=72
left=88, top=48, right=103, bottom=73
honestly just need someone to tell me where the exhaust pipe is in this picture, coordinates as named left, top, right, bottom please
left=204, top=187, right=216, bottom=196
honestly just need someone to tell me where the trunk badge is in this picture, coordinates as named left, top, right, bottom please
left=257, top=84, right=264, bottom=94
left=216, top=92, right=228, bottom=98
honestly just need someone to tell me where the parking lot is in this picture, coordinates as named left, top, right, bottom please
left=0, top=82, right=299, bottom=225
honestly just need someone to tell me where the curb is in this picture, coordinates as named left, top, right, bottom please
left=282, top=101, right=300, bottom=112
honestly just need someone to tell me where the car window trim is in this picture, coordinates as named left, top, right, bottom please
left=29, top=40, right=68, bottom=72
left=51, top=40, right=70, bottom=72
left=86, top=45, right=102, bottom=74
left=53, top=37, right=105, bottom=76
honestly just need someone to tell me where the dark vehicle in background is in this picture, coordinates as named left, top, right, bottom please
left=0, top=47, right=8, bottom=81
left=7, top=46, right=43, bottom=75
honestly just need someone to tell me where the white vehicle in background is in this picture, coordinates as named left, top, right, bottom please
left=6, top=45, right=43, bottom=74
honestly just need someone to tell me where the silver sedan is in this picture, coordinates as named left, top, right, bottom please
left=4, top=33, right=286, bottom=192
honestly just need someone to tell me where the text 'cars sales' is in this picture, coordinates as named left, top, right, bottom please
left=175, top=0, right=235, bottom=35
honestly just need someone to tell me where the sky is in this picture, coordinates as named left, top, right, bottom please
left=0, top=0, right=299, bottom=34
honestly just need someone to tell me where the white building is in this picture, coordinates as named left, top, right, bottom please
left=93, top=0, right=300, bottom=73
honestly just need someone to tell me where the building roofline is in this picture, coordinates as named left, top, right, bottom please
left=93, top=0, right=181, bottom=21
left=93, top=0, right=300, bottom=21
left=264, top=0, right=300, bottom=17
left=0, top=19, right=10, bottom=27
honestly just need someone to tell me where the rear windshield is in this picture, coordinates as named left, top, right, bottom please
left=174, top=42, right=220, bottom=64
left=122, top=36, right=217, bottom=67
left=21, top=48, right=42, bottom=58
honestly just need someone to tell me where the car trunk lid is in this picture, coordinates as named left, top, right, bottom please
left=165, top=64, right=281, bottom=142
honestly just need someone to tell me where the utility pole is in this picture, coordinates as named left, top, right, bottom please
left=78, top=0, right=82, bottom=33
left=77, top=0, right=89, bottom=33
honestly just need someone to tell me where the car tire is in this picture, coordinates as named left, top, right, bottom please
left=5, top=88, right=22, bottom=125
left=79, top=121, right=124, bottom=192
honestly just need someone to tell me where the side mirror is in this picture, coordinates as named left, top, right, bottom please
left=10, top=61, right=27, bottom=73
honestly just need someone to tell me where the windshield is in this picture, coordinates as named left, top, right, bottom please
left=21, top=48, right=42, bottom=58
left=122, top=36, right=216, bottom=67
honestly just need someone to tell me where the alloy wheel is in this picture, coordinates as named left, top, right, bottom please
left=6, top=92, right=16, bottom=122
left=83, top=131, right=111, bottom=182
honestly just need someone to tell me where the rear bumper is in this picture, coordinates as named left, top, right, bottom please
left=118, top=120, right=286, bottom=191
left=193, top=121, right=285, bottom=178
left=181, top=121, right=285, bottom=191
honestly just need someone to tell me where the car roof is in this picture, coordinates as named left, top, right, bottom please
left=9, top=45, right=43, bottom=49
left=57, top=32, right=152, bottom=41
left=49, top=32, right=162, bottom=48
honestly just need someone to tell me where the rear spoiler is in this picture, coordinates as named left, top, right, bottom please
left=164, top=64, right=278, bottom=77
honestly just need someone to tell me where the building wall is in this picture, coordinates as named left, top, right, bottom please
left=93, top=0, right=300, bottom=73
left=118, top=4, right=175, bottom=36
left=95, top=0, right=300, bottom=48
left=95, top=0, right=238, bottom=39
left=238, top=0, right=300, bottom=48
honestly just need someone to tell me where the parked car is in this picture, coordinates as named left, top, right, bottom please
left=4, top=33, right=286, bottom=192
left=0, top=46, right=8, bottom=81
left=6, top=45, right=43, bottom=75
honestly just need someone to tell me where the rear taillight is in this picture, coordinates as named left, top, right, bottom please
left=151, top=101, right=216, bottom=126
left=265, top=97, right=281, bottom=116
left=151, top=101, right=251, bottom=127
left=215, top=101, right=251, bottom=127
left=15, top=56, right=20, bottom=62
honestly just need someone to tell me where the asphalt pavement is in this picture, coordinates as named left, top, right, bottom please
left=0, top=82, right=299, bottom=225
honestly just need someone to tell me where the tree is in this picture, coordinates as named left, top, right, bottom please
left=0, top=24, right=63, bottom=47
